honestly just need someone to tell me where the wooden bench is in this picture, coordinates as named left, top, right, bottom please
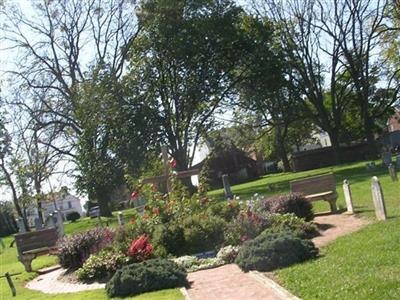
left=14, top=228, right=58, bottom=272
left=290, top=173, right=338, bottom=212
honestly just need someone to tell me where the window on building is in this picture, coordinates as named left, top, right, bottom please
left=68, top=201, right=72, bottom=209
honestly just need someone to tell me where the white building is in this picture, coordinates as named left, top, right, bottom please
left=293, top=130, right=332, bottom=152
left=26, top=193, right=83, bottom=225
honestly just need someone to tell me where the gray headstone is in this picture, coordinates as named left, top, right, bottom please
left=54, top=210, right=64, bottom=237
left=382, top=152, right=392, bottom=167
left=45, top=213, right=56, bottom=229
left=371, top=176, right=387, bottom=221
left=222, top=174, right=233, bottom=200
left=117, top=211, right=124, bottom=226
left=16, top=218, right=26, bottom=233
left=388, top=164, right=398, bottom=182
left=342, top=180, right=354, bottom=214
left=34, top=218, right=43, bottom=231
left=396, top=155, right=400, bottom=169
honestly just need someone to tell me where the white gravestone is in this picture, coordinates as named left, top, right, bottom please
left=16, top=218, right=26, bottom=233
left=388, top=164, right=398, bottom=182
left=371, top=176, right=387, bottom=221
left=222, top=174, right=233, bottom=200
left=117, top=211, right=124, bottom=226
left=342, top=180, right=354, bottom=214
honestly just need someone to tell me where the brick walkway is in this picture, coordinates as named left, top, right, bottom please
left=186, top=264, right=297, bottom=300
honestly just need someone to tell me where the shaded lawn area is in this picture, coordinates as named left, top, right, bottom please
left=0, top=234, right=183, bottom=300
left=207, top=160, right=400, bottom=299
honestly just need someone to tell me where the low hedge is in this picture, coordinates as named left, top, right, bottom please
left=261, top=193, right=314, bottom=221
left=105, top=258, right=187, bottom=298
left=235, top=230, right=318, bottom=272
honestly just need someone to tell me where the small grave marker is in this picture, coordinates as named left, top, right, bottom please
left=388, top=163, right=398, bottom=182
left=382, top=151, right=392, bottom=167
left=34, top=218, right=43, bottom=231
left=371, top=176, right=387, bottom=221
left=222, top=174, right=233, bottom=200
left=117, top=211, right=124, bottom=226
left=16, top=218, right=26, bottom=233
left=342, top=180, right=354, bottom=214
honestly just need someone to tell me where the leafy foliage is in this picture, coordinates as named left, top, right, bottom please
left=261, top=193, right=314, bottom=221
left=66, top=211, right=81, bottom=223
left=55, top=227, right=114, bottom=270
left=235, top=231, right=318, bottom=272
left=105, top=258, right=187, bottom=298
left=76, top=249, right=131, bottom=282
left=265, top=213, right=318, bottom=239
left=207, top=200, right=241, bottom=222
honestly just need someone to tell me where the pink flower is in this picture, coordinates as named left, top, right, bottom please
left=152, top=207, right=159, bottom=215
left=170, top=159, right=177, bottom=168
left=131, top=191, right=138, bottom=200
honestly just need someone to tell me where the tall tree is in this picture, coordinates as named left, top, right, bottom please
left=311, top=0, right=398, bottom=157
left=128, top=0, right=249, bottom=192
left=253, top=0, right=356, bottom=163
left=0, top=116, right=30, bottom=231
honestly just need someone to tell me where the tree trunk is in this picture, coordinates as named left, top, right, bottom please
left=97, top=192, right=112, bottom=217
left=364, top=115, right=377, bottom=159
left=1, top=163, right=30, bottom=231
left=275, top=126, right=291, bottom=172
left=173, top=150, right=196, bottom=195
left=327, top=130, right=342, bottom=164
left=34, top=181, right=44, bottom=224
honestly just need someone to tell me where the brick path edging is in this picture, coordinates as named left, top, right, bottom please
left=249, top=271, right=300, bottom=300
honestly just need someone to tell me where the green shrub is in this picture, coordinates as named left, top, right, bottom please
left=105, top=258, right=187, bottom=298
left=216, top=245, right=240, bottom=263
left=261, top=193, right=314, bottom=221
left=152, top=223, right=185, bottom=256
left=76, top=249, right=131, bottom=282
left=207, top=200, right=240, bottom=222
left=235, top=231, right=318, bottom=272
left=153, top=214, right=226, bottom=255
left=182, top=214, right=226, bottom=254
left=224, top=211, right=268, bottom=245
left=56, top=227, right=114, bottom=269
left=66, top=211, right=81, bottom=222
left=266, top=213, right=318, bottom=239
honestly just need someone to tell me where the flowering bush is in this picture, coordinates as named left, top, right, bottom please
left=265, top=213, right=318, bottom=239
left=56, top=227, right=114, bottom=270
left=207, top=200, right=240, bottom=222
left=261, top=193, right=314, bottom=221
left=172, top=255, right=224, bottom=272
left=216, top=245, right=240, bottom=263
left=76, top=249, right=131, bottom=282
left=127, top=235, right=153, bottom=262
left=224, top=210, right=268, bottom=245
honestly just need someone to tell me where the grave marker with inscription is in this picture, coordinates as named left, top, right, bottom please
left=371, top=176, right=387, bottom=221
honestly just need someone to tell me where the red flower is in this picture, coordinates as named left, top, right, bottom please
left=151, top=184, right=157, bottom=192
left=170, top=159, right=177, bottom=168
left=152, top=207, right=159, bottom=215
left=131, top=191, right=138, bottom=200
left=127, top=235, right=153, bottom=261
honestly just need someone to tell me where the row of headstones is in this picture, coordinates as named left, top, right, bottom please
left=343, top=177, right=387, bottom=220
left=16, top=210, right=65, bottom=238
left=223, top=172, right=389, bottom=221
